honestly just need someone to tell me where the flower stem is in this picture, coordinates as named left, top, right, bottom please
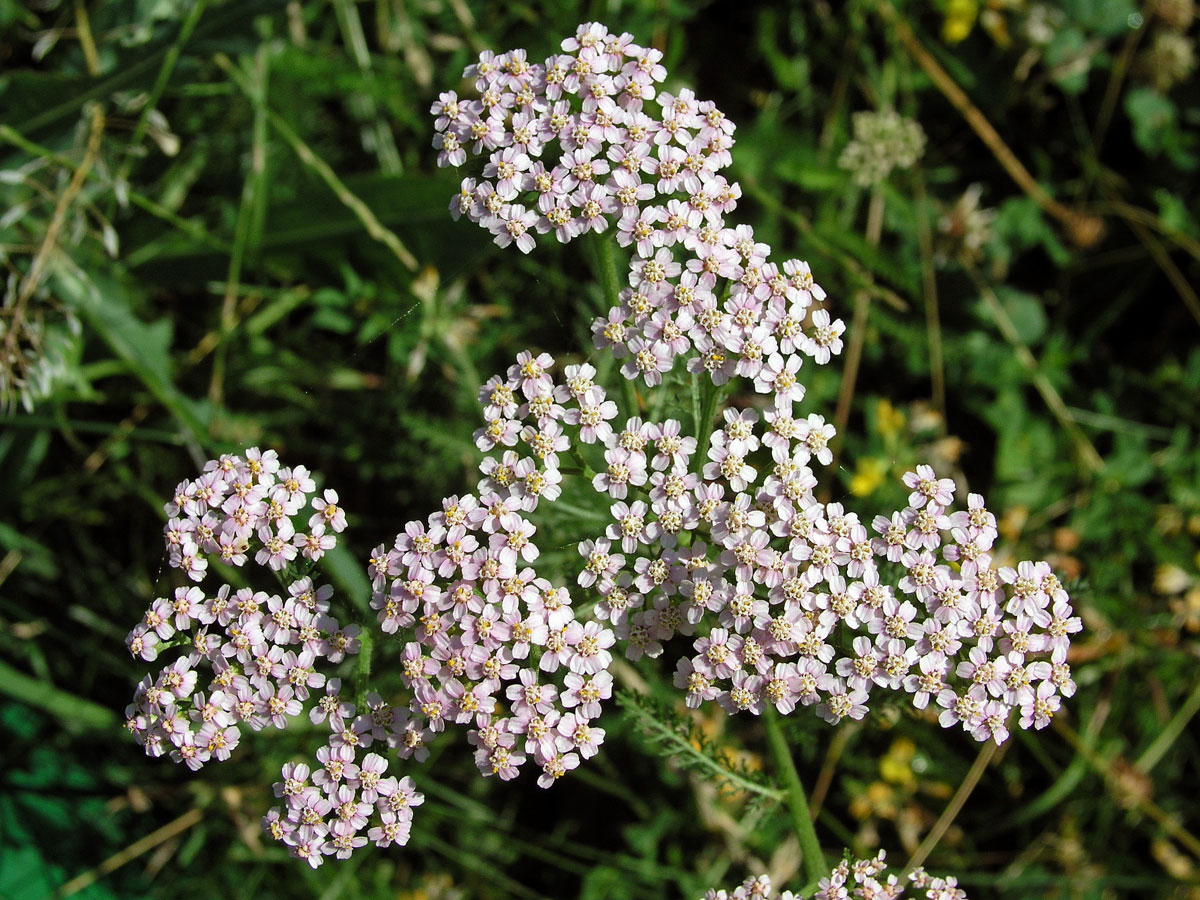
left=354, top=627, right=374, bottom=711
left=591, top=231, right=623, bottom=313
left=764, top=707, right=827, bottom=886
left=693, top=378, right=724, bottom=467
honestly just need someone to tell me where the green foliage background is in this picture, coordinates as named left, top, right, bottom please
left=2, top=1, right=1199, bottom=898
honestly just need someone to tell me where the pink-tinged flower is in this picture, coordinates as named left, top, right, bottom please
left=704, top=444, right=757, bottom=493
left=564, top=396, right=619, bottom=444
left=755, top=352, right=805, bottom=406
left=800, top=308, right=844, bottom=364
left=671, top=656, right=717, bottom=708
left=491, top=203, right=538, bottom=253
left=564, top=620, right=616, bottom=674
left=577, top=538, right=624, bottom=589
left=816, top=676, right=869, bottom=724
left=784, top=258, right=826, bottom=305
left=309, top=489, right=347, bottom=533
left=902, top=464, right=956, bottom=509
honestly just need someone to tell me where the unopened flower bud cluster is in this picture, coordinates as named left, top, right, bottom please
left=124, top=450, right=360, bottom=770
left=837, top=109, right=927, bottom=187
left=702, top=850, right=967, bottom=900
left=368, top=351, right=616, bottom=790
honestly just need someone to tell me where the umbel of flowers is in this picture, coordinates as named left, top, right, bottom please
left=703, top=850, right=968, bottom=900
left=123, top=450, right=420, bottom=867
left=432, top=22, right=1079, bottom=745
left=432, top=21, right=842, bottom=395
left=369, top=350, right=617, bottom=789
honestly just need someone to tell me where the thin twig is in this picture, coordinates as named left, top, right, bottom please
left=52, top=808, right=204, bottom=898
left=832, top=185, right=885, bottom=470
left=1055, top=720, right=1200, bottom=860
left=809, top=721, right=857, bottom=818
left=905, top=741, right=997, bottom=872
left=912, top=170, right=946, bottom=424
left=1136, top=678, right=1200, bottom=775
left=876, top=0, right=1103, bottom=246
left=117, top=0, right=209, bottom=183
left=3, top=106, right=105, bottom=366
left=73, top=0, right=101, bottom=76
left=1111, top=202, right=1200, bottom=330
left=963, top=259, right=1106, bottom=475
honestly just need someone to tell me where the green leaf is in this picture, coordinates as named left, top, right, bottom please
left=997, top=287, right=1048, bottom=344
left=50, top=267, right=208, bottom=442
left=0, top=662, right=119, bottom=733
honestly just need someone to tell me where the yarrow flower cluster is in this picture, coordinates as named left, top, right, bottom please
left=124, top=450, right=360, bottom=771
left=263, top=687, right=425, bottom=867
left=159, top=446, right=344, bottom=582
left=368, top=350, right=616, bottom=789
left=581, top=399, right=1080, bottom=743
left=432, top=21, right=737, bottom=253
left=701, top=851, right=968, bottom=900
left=431, top=21, right=845, bottom=395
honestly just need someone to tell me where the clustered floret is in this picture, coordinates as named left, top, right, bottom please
left=581, top=400, right=1081, bottom=743
left=158, top=446, right=344, bottom=582
left=431, top=21, right=844, bottom=393
left=367, top=351, right=615, bottom=789
left=263, top=687, right=425, bottom=867
left=702, top=850, right=968, bottom=900
left=123, top=450, right=360, bottom=770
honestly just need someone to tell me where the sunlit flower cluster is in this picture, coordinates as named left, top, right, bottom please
left=431, top=21, right=737, bottom=253
left=124, top=451, right=359, bottom=770
left=264, top=686, right=425, bottom=867
left=702, top=850, right=968, bottom=900
left=581, top=399, right=1081, bottom=743
left=161, top=446, right=344, bottom=582
left=431, top=21, right=845, bottom=394
left=368, top=351, right=615, bottom=789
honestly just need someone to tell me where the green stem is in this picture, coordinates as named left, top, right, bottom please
left=764, top=707, right=827, bottom=885
left=693, top=378, right=725, bottom=468
left=568, top=445, right=595, bottom=478
left=117, top=0, right=210, bottom=183
left=591, top=231, right=623, bottom=312
left=354, top=627, right=374, bottom=711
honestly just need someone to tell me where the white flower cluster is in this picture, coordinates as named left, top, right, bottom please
left=702, top=850, right=968, bottom=900
left=581, top=399, right=1081, bottom=743
left=162, top=447, right=345, bottom=581
left=264, top=687, right=424, bottom=868
left=367, top=351, right=616, bottom=789
left=431, top=21, right=845, bottom=394
left=124, top=450, right=359, bottom=770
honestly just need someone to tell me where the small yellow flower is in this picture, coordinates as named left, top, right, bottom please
left=849, top=457, right=889, bottom=497
left=942, top=0, right=979, bottom=43
left=876, top=398, right=906, bottom=440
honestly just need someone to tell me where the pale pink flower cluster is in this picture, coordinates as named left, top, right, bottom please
left=367, top=351, right=615, bottom=789
left=581, top=399, right=1080, bottom=742
left=431, top=22, right=844, bottom=393
left=264, top=687, right=425, bottom=868
left=125, top=453, right=360, bottom=767
left=431, top=21, right=737, bottom=253
left=162, top=447, right=344, bottom=582
left=702, top=850, right=968, bottom=900
left=596, top=235, right=838, bottom=393
left=124, top=577, right=356, bottom=770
